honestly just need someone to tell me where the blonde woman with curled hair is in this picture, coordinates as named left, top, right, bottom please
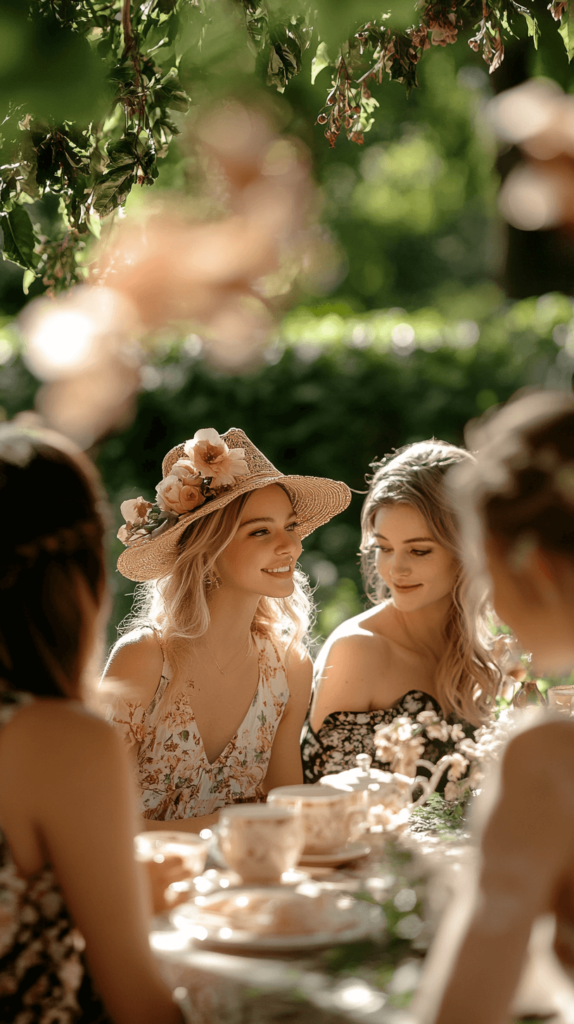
left=103, top=427, right=350, bottom=833
left=301, top=439, right=502, bottom=783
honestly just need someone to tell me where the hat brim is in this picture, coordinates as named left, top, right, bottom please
left=117, top=474, right=351, bottom=582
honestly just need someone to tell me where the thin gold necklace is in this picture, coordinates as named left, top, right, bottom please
left=204, top=634, right=254, bottom=677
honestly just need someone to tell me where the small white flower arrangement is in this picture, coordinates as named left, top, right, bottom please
left=117, top=428, right=249, bottom=547
left=374, top=708, right=520, bottom=805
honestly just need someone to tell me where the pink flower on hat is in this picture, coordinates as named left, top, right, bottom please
left=184, top=428, right=249, bottom=487
left=118, top=497, right=154, bottom=542
left=120, top=496, right=153, bottom=526
left=156, top=460, right=205, bottom=515
left=117, top=524, right=131, bottom=544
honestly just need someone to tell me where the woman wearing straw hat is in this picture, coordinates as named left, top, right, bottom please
left=103, top=427, right=351, bottom=833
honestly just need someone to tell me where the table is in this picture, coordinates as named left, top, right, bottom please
left=150, top=831, right=459, bottom=1024
left=151, top=826, right=574, bottom=1024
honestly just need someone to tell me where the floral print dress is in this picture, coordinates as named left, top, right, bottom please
left=0, top=689, right=110, bottom=1024
left=108, top=632, right=290, bottom=819
left=300, top=690, right=471, bottom=787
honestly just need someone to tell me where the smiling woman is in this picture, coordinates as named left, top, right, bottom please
left=101, top=428, right=350, bottom=832
left=301, top=440, right=503, bottom=784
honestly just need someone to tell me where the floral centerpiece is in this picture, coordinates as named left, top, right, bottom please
left=117, top=428, right=249, bottom=547
left=374, top=706, right=521, bottom=806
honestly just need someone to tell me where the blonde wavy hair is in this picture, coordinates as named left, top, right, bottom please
left=120, top=489, right=312, bottom=684
left=360, top=440, right=502, bottom=726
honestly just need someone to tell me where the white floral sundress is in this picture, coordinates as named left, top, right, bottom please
left=108, top=632, right=290, bottom=819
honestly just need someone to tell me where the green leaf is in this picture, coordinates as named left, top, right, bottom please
left=559, top=6, right=574, bottom=60
left=521, top=10, right=540, bottom=48
left=92, top=164, right=135, bottom=216
left=311, top=40, right=331, bottom=84
left=0, top=205, right=39, bottom=271
left=22, top=268, right=35, bottom=294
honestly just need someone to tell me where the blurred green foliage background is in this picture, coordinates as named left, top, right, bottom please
left=3, top=290, right=574, bottom=644
left=1, top=4, right=574, bottom=648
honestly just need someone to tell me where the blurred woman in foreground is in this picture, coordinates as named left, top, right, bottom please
left=0, top=426, right=181, bottom=1024
left=416, top=390, right=574, bottom=1024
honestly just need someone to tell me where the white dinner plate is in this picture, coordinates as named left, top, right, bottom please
left=298, top=841, right=371, bottom=868
left=170, top=887, right=384, bottom=952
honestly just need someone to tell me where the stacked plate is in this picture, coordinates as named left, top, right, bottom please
left=170, top=885, right=385, bottom=952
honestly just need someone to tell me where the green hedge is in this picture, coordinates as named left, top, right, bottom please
left=89, top=291, right=573, bottom=644
left=1, top=291, right=572, bottom=644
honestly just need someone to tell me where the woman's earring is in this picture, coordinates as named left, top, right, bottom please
left=206, top=568, right=222, bottom=591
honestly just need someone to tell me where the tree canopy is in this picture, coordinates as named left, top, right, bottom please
left=1, top=0, right=573, bottom=297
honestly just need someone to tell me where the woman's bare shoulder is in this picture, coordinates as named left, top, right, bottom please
left=101, top=629, right=164, bottom=704
left=317, top=607, right=394, bottom=666
left=0, top=699, right=119, bottom=764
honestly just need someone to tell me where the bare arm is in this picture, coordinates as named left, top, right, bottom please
left=425, top=724, right=574, bottom=1024
left=100, top=629, right=164, bottom=732
left=261, top=645, right=313, bottom=793
left=3, top=702, right=181, bottom=1024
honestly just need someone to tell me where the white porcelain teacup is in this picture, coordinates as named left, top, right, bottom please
left=267, top=784, right=355, bottom=854
left=218, top=804, right=304, bottom=884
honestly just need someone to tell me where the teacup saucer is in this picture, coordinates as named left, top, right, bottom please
left=298, top=841, right=371, bottom=868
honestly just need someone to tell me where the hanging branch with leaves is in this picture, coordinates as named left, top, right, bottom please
left=0, top=0, right=191, bottom=292
left=0, top=0, right=572, bottom=288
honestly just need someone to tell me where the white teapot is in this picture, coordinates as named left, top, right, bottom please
left=319, top=753, right=456, bottom=832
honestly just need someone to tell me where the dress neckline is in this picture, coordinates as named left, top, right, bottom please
left=319, top=690, right=441, bottom=725
left=189, top=638, right=264, bottom=768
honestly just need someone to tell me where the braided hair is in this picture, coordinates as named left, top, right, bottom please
left=0, top=426, right=107, bottom=698
left=360, top=440, right=502, bottom=726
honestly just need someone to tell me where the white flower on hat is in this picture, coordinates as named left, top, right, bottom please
left=117, top=524, right=131, bottom=544
left=156, top=460, right=205, bottom=515
left=184, top=428, right=249, bottom=487
left=120, top=496, right=153, bottom=526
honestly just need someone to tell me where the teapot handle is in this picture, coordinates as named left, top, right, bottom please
left=410, top=755, right=456, bottom=808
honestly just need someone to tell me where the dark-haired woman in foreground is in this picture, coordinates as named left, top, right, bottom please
left=0, top=427, right=182, bottom=1024
left=415, top=390, right=574, bottom=1024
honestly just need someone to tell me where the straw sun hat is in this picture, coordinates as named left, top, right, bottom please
left=117, top=427, right=351, bottom=582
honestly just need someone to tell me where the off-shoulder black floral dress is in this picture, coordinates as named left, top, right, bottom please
left=301, top=690, right=465, bottom=784
left=0, top=688, right=110, bottom=1024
